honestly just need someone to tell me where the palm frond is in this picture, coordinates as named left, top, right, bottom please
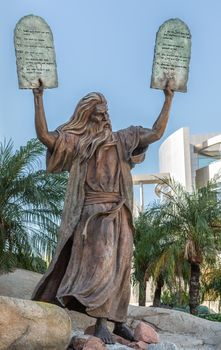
left=0, top=138, right=68, bottom=273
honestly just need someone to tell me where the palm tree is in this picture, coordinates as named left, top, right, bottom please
left=0, top=138, right=68, bottom=273
left=133, top=209, right=189, bottom=307
left=151, top=244, right=189, bottom=307
left=133, top=212, right=156, bottom=306
left=134, top=178, right=221, bottom=313
left=152, top=178, right=221, bottom=314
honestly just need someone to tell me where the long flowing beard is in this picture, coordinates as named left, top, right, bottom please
left=77, top=122, right=112, bottom=162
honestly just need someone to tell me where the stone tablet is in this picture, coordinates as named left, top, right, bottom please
left=14, top=15, right=58, bottom=89
left=151, top=18, right=191, bottom=92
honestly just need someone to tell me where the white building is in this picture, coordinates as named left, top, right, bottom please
left=131, top=128, right=221, bottom=308
left=132, top=127, right=221, bottom=209
left=159, top=127, right=221, bottom=189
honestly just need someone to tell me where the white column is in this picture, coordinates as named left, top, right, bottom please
left=139, top=182, right=144, bottom=212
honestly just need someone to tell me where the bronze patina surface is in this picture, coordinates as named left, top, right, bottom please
left=32, top=81, right=174, bottom=343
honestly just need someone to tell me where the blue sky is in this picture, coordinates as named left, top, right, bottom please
left=1, top=0, right=221, bottom=205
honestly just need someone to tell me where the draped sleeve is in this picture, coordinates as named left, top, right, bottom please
left=46, top=130, right=78, bottom=173
left=116, top=126, right=150, bottom=167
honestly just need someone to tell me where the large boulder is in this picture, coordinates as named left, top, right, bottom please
left=0, top=268, right=42, bottom=299
left=0, top=269, right=99, bottom=338
left=0, top=296, right=72, bottom=350
left=148, top=344, right=178, bottom=350
left=128, top=305, right=221, bottom=349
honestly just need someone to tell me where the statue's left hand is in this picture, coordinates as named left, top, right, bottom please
left=164, top=81, right=174, bottom=99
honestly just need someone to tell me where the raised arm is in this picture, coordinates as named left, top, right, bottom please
left=138, top=84, right=174, bottom=148
left=33, top=81, right=58, bottom=151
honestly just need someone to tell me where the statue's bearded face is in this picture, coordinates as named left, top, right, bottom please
left=58, top=95, right=112, bottom=161
left=90, top=103, right=112, bottom=132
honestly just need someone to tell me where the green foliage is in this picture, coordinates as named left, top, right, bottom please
left=133, top=210, right=171, bottom=283
left=173, top=305, right=211, bottom=314
left=161, top=289, right=189, bottom=308
left=201, top=265, right=221, bottom=305
left=157, top=178, right=221, bottom=265
left=197, top=305, right=211, bottom=314
left=0, top=138, right=68, bottom=273
left=133, top=208, right=189, bottom=306
left=198, top=314, right=221, bottom=322
left=133, top=177, right=221, bottom=310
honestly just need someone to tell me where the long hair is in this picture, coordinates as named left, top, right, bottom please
left=57, top=92, right=111, bottom=162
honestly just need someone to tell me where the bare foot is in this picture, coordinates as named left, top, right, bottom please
left=113, top=322, right=135, bottom=341
left=94, top=318, right=115, bottom=344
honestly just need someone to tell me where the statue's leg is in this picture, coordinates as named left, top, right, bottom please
left=94, top=317, right=115, bottom=344
left=113, top=322, right=135, bottom=341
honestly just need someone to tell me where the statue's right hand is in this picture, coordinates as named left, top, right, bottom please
left=33, top=79, right=44, bottom=97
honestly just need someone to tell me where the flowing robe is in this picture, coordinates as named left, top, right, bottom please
left=32, top=125, right=148, bottom=322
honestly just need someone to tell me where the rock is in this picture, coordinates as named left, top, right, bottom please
left=83, top=337, right=107, bottom=349
left=128, top=305, right=221, bottom=338
left=84, top=325, right=148, bottom=349
left=158, top=333, right=204, bottom=348
left=71, top=333, right=90, bottom=349
left=134, top=322, right=159, bottom=344
left=128, top=305, right=221, bottom=349
left=148, top=343, right=178, bottom=350
left=128, top=341, right=148, bottom=349
left=114, top=335, right=133, bottom=346
left=0, top=269, right=97, bottom=332
left=136, top=341, right=148, bottom=350
left=0, top=268, right=42, bottom=299
left=68, top=309, right=98, bottom=331
left=71, top=333, right=107, bottom=350
left=107, top=345, right=134, bottom=350
left=84, top=325, right=96, bottom=335
left=203, top=335, right=221, bottom=348
left=0, top=296, right=72, bottom=350
left=2, top=271, right=220, bottom=350
left=72, top=331, right=148, bottom=350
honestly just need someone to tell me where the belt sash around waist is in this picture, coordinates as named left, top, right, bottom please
left=84, top=191, right=123, bottom=205
left=82, top=191, right=126, bottom=240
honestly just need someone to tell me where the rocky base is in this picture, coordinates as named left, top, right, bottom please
left=1, top=270, right=221, bottom=349
left=69, top=330, right=178, bottom=350
left=67, top=306, right=221, bottom=349
left=0, top=296, right=72, bottom=350
left=127, top=306, right=221, bottom=350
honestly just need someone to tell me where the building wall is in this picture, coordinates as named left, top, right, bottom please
left=159, top=128, right=220, bottom=190
left=190, top=132, right=219, bottom=188
left=196, top=160, right=221, bottom=187
left=159, top=128, right=192, bottom=191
